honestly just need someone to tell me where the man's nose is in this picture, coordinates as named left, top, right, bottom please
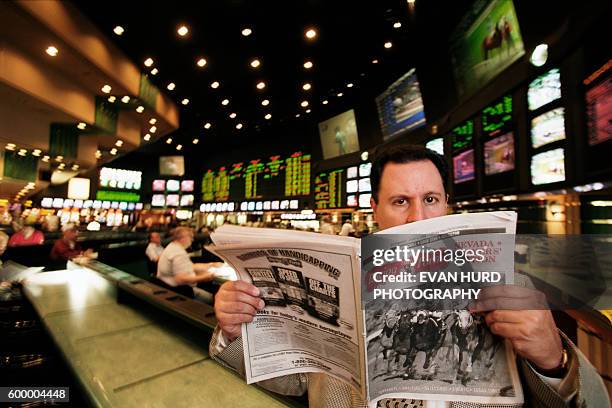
left=405, top=202, right=426, bottom=223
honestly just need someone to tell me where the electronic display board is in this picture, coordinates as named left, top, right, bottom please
left=315, top=162, right=372, bottom=209
left=451, top=119, right=474, bottom=151
left=481, top=95, right=513, bottom=136
left=586, top=68, right=612, bottom=146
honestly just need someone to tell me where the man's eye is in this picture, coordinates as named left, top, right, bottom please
left=393, top=199, right=407, bottom=205
left=424, top=196, right=438, bottom=204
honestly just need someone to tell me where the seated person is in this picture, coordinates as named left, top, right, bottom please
left=8, top=220, right=44, bottom=247
left=156, top=227, right=221, bottom=302
left=145, top=232, right=164, bottom=263
left=50, top=223, right=93, bottom=262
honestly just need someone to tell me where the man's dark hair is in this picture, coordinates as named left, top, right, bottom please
left=370, top=144, right=448, bottom=203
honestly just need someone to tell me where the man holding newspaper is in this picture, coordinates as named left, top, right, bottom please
left=210, top=145, right=608, bottom=407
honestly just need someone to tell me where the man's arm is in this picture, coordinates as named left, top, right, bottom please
left=145, top=245, right=160, bottom=262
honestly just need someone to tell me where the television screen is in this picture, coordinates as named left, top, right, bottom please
left=359, top=193, right=372, bottom=208
left=453, top=149, right=475, bottom=184
left=166, top=179, right=180, bottom=192
left=135, top=203, right=143, bottom=210
left=63, top=199, right=74, bottom=208
left=41, top=197, right=53, bottom=208
left=181, top=180, right=195, bottom=192
left=318, top=109, right=360, bottom=159
left=359, top=163, right=372, bottom=177
left=528, top=68, right=562, bottom=111
left=280, top=200, right=290, bottom=210
left=531, top=108, right=566, bottom=148
left=531, top=148, right=565, bottom=185
left=240, top=202, right=248, bottom=211
left=151, top=194, right=165, bottom=207
left=451, top=119, right=474, bottom=151
left=166, top=194, right=179, bottom=207
left=211, top=203, right=218, bottom=212
left=111, top=201, right=119, bottom=209
left=271, top=201, right=280, bottom=210
left=160, top=156, right=185, bottom=176
left=358, top=178, right=371, bottom=192
left=426, top=138, right=444, bottom=155
left=93, top=200, right=102, bottom=209
left=376, top=68, right=426, bottom=140
left=180, top=195, right=194, bottom=206
left=450, top=0, right=525, bottom=99
left=347, top=195, right=358, bottom=207
left=128, top=203, right=135, bottom=210
left=83, top=200, right=93, bottom=208
left=263, top=201, right=271, bottom=210
left=346, top=180, right=358, bottom=194
left=52, top=198, right=64, bottom=208
left=255, top=202, right=263, bottom=211
left=119, top=202, right=128, bottom=210
left=102, top=201, right=111, bottom=209
left=73, top=200, right=83, bottom=209
left=482, top=95, right=513, bottom=136
left=484, top=132, right=515, bottom=175
left=247, top=202, right=255, bottom=211
left=222, top=203, right=229, bottom=211
left=290, top=200, right=299, bottom=210
left=228, top=203, right=235, bottom=212
left=347, top=166, right=358, bottom=179
left=152, top=180, right=166, bottom=191
left=586, top=70, right=612, bottom=146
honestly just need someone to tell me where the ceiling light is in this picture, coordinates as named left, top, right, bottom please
left=530, top=44, right=549, bottom=67
left=197, top=57, right=207, bottom=67
left=384, top=41, right=393, bottom=49
left=322, top=100, right=329, bottom=105
left=150, top=126, right=157, bottom=133
left=305, top=28, right=317, bottom=39
left=221, top=99, right=229, bottom=106
left=211, top=81, right=220, bottom=89
left=256, top=81, right=266, bottom=90
left=55, top=156, right=63, bottom=162
left=241, top=28, right=252, bottom=37
left=204, top=122, right=212, bottom=129
left=143, top=134, right=151, bottom=141
left=236, top=123, right=243, bottom=129
left=250, top=59, right=261, bottom=68
left=149, top=118, right=157, bottom=125
left=108, top=95, right=116, bottom=103
left=182, top=98, right=190, bottom=105
left=121, top=95, right=130, bottom=103
left=136, top=105, right=144, bottom=113
left=110, top=148, right=117, bottom=155
left=229, top=112, right=237, bottom=119
left=144, top=58, right=154, bottom=67
left=77, top=122, right=86, bottom=130
left=295, top=113, right=301, bottom=118
left=261, top=99, right=270, bottom=106
left=176, top=144, right=182, bottom=151
left=337, top=92, right=344, bottom=97
left=58, top=163, right=65, bottom=169
left=372, top=59, right=379, bottom=64
left=407, top=0, right=416, bottom=4
left=32, top=149, right=41, bottom=157
left=302, top=83, right=312, bottom=91
left=115, top=140, right=123, bottom=147
left=265, top=114, right=272, bottom=120
left=393, top=22, right=402, bottom=29
left=300, top=100, right=309, bottom=108
left=5, top=143, right=16, bottom=151
left=72, top=164, right=79, bottom=171
left=304, top=61, right=313, bottom=69
left=167, top=82, right=176, bottom=91
left=177, top=25, right=189, bottom=36
left=347, top=83, right=354, bottom=88
left=101, top=84, right=112, bottom=94
left=42, top=155, right=50, bottom=162
left=192, top=138, right=199, bottom=144
left=18, top=149, right=27, bottom=156
left=151, top=68, right=158, bottom=75
left=46, top=46, right=58, bottom=57
left=113, top=26, right=124, bottom=35
left=306, top=109, right=311, bottom=113
left=166, top=138, right=172, bottom=144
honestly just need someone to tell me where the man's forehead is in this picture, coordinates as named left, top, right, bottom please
left=379, top=160, right=444, bottom=193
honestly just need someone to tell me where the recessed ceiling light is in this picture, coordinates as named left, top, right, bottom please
left=337, top=92, right=343, bottom=97
left=256, top=81, right=266, bottom=90
left=136, top=105, right=144, bottom=113
left=18, top=149, right=27, bottom=156
left=32, top=149, right=41, bottom=157
left=72, top=164, right=79, bottom=171
left=166, top=138, right=172, bottom=144
left=101, top=85, right=112, bottom=94
left=113, top=26, right=124, bottom=35
left=211, top=81, right=220, bottom=89
left=143, top=134, right=151, bottom=141
left=55, top=155, right=63, bottom=162
left=236, top=123, right=243, bottom=129
left=176, top=144, right=182, bottom=151
left=229, top=112, right=237, bottom=119
left=204, top=122, right=212, bottom=129
left=241, top=28, right=252, bottom=37
left=322, top=100, right=329, bottom=105
left=295, top=113, right=301, bottom=118
left=346, top=83, right=354, bottom=88
left=5, top=143, right=16, bottom=150
left=306, top=109, right=311, bottom=113
left=384, top=41, right=393, bottom=49
left=305, top=28, right=317, bottom=39
left=121, top=95, right=130, bottom=103
left=393, top=22, right=402, bottom=29
left=110, top=148, right=117, bottom=155
left=197, top=57, right=207, bottom=67
left=77, top=122, right=86, bottom=130
left=300, top=100, right=309, bottom=108
left=151, top=68, right=158, bottom=75
left=265, top=114, right=272, bottom=120
left=46, top=46, right=58, bottom=57
left=181, top=98, right=189, bottom=105
left=150, top=126, right=157, bottom=133
left=149, top=118, right=157, bottom=125
left=108, top=95, right=116, bottom=103
left=250, top=59, right=261, bottom=68
left=167, top=82, right=176, bottom=91
left=177, top=25, right=189, bottom=36
left=144, top=57, right=154, bottom=67
left=303, top=61, right=313, bottom=69
left=302, top=83, right=312, bottom=91
left=372, top=59, right=379, bottom=64
left=221, top=99, right=230, bottom=106
left=42, top=155, right=50, bottom=162
left=261, top=99, right=270, bottom=106
left=115, top=140, right=123, bottom=147
left=58, top=163, right=65, bottom=169
left=192, top=138, right=199, bottom=144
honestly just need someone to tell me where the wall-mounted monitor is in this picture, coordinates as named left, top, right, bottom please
left=63, top=199, right=74, bottom=208
left=166, top=194, right=180, bottom=207
left=73, top=200, right=83, bottom=209
left=359, top=162, right=372, bottom=177
left=426, top=138, right=444, bottom=155
left=166, top=179, right=180, bottom=192
left=481, top=95, right=513, bottom=136
left=83, top=200, right=93, bottom=209
left=290, top=200, right=299, bottom=210
left=451, top=119, right=474, bottom=151
left=346, top=180, right=358, bottom=194
left=102, top=201, right=111, bottom=209
left=255, top=202, right=263, bottom=211
left=376, top=68, right=426, bottom=140
left=181, top=180, right=195, bottom=192
left=528, top=68, right=562, bottom=111
left=347, top=195, right=358, bottom=207
left=228, top=203, right=235, bottom=212
left=152, top=179, right=166, bottom=191
left=128, top=203, right=135, bottom=210
left=52, top=198, right=64, bottom=208
left=453, top=149, right=475, bottom=184
left=359, top=193, right=372, bottom=208
left=159, top=156, right=185, bottom=176
left=151, top=194, right=165, bottom=207
left=347, top=166, right=358, bottom=179
left=135, top=203, right=143, bottom=210
left=111, top=201, right=119, bottom=209
left=531, top=108, right=566, bottom=149
left=93, top=200, right=102, bottom=209
left=280, top=200, right=290, bottom=210
left=180, top=195, right=194, bottom=207
left=531, top=148, right=565, bottom=185
left=484, top=132, right=515, bottom=175
left=119, top=202, right=128, bottom=210
left=586, top=70, right=612, bottom=146
left=318, top=109, right=360, bottom=159
left=358, top=178, right=371, bottom=192
left=41, top=197, right=53, bottom=208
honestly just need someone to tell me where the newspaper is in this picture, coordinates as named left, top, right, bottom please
left=210, top=211, right=523, bottom=405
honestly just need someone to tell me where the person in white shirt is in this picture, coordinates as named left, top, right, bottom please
left=319, top=215, right=336, bottom=235
left=145, top=232, right=164, bottom=262
left=338, top=219, right=355, bottom=236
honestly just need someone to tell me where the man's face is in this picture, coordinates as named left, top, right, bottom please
left=64, top=229, right=77, bottom=241
left=371, top=160, right=447, bottom=231
left=151, top=233, right=161, bottom=244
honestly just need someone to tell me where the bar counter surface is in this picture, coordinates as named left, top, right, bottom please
left=21, top=265, right=298, bottom=407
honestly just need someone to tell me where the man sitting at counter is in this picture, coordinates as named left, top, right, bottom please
left=156, top=226, right=221, bottom=303
left=50, top=223, right=94, bottom=262
left=145, top=232, right=164, bottom=263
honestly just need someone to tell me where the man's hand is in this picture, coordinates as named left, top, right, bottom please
left=469, top=286, right=563, bottom=371
left=215, top=281, right=265, bottom=341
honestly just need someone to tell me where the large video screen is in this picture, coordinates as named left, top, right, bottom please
left=318, top=109, right=360, bottom=159
left=586, top=70, right=612, bottom=146
left=528, top=68, right=562, bottom=111
left=453, top=149, right=475, bottom=184
left=450, top=0, right=525, bottom=99
left=160, top=156, right=185, bottom=176
left=531, top=148, right=565, bottom=185
left=484, top=132, right=515, bottom=175
left=376, top=68, right=426, bottom=140
left=531, top=108, right=566, bottom=149
left=426, top=138, right=444, bottom=155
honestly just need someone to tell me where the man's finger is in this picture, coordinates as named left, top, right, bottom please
left=227, top=280, right=260, bottom=297
left=218, top=312, right=256, bottom=325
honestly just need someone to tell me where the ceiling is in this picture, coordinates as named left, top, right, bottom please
left=73, top=0, right=475, bottom=157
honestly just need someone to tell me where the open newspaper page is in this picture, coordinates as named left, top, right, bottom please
left=211, top=226, right=367, bottom=397
left=363, top=211, right=524, bottom=406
